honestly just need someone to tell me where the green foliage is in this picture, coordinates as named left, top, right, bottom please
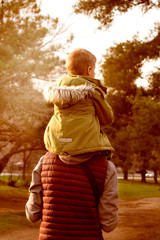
left=111, top=93, right=160, bottom=181
left=102, top=36, right=160, bottom=93
left=149, top=149, right=160, bottom=171
left=74, top=0, right=159, bottom=29
left=101, top=34, right=160, bottom=166
left=0, top=1, right=63, bottom=84
left=113, top=126, right=133, bottom=171
left=74, top=0, right=159, bottom=28
left=147, top=70, right=160, bottom=100
left=129, top=96, right=160, bottom=172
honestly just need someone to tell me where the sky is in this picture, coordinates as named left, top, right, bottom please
left=38, top=0, right=160, bottom=86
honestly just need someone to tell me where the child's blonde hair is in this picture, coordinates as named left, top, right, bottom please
left=67, top=48, right=96, bottom=75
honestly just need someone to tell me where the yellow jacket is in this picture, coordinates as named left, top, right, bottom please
left=44, top=75, right=114, bottom=155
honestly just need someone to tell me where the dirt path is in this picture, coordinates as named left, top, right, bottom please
left=104, top=198, right=160, bottom=240
left=1, top=198, right=160, bottom=240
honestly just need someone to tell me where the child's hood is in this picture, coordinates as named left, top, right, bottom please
left=43, top=83, right=95, bottom=108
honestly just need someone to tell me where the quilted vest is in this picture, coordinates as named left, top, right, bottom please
left=39, top=152, right=108, bottom=240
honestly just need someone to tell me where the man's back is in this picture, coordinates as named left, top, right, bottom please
left=39, top=152, right=107, bottom=240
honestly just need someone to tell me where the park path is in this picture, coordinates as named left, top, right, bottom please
left=0, top=228, right=39, bottom=240
left=1, top=198, right=160, bottom=240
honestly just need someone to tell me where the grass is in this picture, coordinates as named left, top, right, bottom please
left=0, top=185, right=39, bottom=235
left=0, top=185, right=28, bottom=199
left=0, top=180, right=160, bottom=234
left=0, top=179, right=160, bottom=201
left=0, top=212, right=40, bottom=235
left=118, top=179, right=160, bottom=200
left=1, top=179, right=160, bottom=201
left=0, top=175, right=31, bottom=187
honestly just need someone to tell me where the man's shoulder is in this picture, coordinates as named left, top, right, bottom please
left=105, top=161, right=117, bottom=182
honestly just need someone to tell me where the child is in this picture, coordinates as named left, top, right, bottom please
left=43, top=48, right=114, bottom=163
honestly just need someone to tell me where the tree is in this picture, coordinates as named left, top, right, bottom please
left=0, top=0, right=70, bottom=173
left=147, top=70, right=160, bottom=100
left=0, top=83, right=54, bottom=172
left=74, top=0, right=159, bottom=29
left=129, top=96, right=160, bottom=183
left=149, top=148, right=160, bottom=184
left=113, top=126, right=133, bottom=180
left=101, top=32, right=160, bottom=129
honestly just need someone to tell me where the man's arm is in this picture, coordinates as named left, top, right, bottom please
left=98, top=161, right=118, bottom=232
left=25, top=157, right=43, bottom=223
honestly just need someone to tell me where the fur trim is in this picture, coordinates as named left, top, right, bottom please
left=43, top=84, right=95, bottom=105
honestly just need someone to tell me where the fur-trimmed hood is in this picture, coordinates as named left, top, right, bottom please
left=43, top=84, right=95, bottom=107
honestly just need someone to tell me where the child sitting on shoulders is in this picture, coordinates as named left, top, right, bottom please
left=43, top=48, right=114, bottom=164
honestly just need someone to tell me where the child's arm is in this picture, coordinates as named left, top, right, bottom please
left=93, top=88, right=114, bottom=126
left=25, top=157, right=43, bottom=223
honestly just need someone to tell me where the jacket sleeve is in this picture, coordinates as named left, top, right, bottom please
left=93, top=88, right=114, bottom=126
left=98, top=161, right=118, bottom=232
left=25, top=157, right=43, bottom=223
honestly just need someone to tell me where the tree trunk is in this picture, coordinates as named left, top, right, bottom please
left=154, top=170, right=158, bottom=184
left=22, top=151, right=26, bottom=180
left=141, top=170, right=146, bottom=183
left=22, top=150, right=32, bottom=180
left=0, top=0, right=4, bottom=25
left=0, top=143, right=20, bottom=173
left=123, top=170, right=128, bottom=180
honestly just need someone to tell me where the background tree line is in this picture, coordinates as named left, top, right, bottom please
left=0, top=0, right=159, bottom=184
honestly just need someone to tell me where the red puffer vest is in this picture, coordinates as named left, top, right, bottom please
left=39, top=152, right=108, bottom=240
